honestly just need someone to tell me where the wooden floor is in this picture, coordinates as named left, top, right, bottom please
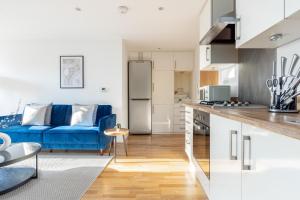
left=81, top=134, right=208, bottom=200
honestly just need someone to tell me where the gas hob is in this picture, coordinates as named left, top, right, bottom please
left=200, top=101, right=266, bottom=109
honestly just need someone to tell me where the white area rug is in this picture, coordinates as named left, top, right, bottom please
left=1, top=153, right=112, bottom=200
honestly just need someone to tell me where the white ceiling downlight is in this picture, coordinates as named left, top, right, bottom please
left=119, top=6, right=129, bottom=14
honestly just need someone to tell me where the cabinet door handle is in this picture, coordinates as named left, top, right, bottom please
left=235, top=17, right=241, bottom=40
left=174, top=60, right=177, bottom=69
left=152, top=105, right=154, bottom=114
left=185, top=121, right=191, bottom=124
left=230, top=130, right=238, bottom=160
left=205, top=47, right=210, bottom=61
left=152, top=83, right=155, bottom=93
left=242, top=135, right=252, bottom=170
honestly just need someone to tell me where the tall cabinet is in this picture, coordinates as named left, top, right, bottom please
left=152, top=52, right=174, bottom=133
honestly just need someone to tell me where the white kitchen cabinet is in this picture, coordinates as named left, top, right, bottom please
left=210, top=114, right=242, bottom=200
left=199, top=45, right=211, bottom=69
left=185, top=106, right=193, bottom=159
left=152, top=70, right=174, bottom=104
left=152, top=104, right=174, bottom=133
left=285, top=0, right=300, bottom=18
left=199, top=0, right=212, bottom=42
left=173, top=104, right=186, bottom=133
left=128, top=52, right=152, bottom=60
left=236, top=0, right=284, bottom=48
left=199, top=44, right=237, bottom=69
left=152, top=52, right=174, bottom=70
left=173, top=52, right=194, bottom=71
left=241, top=124, right=300, bottom=200
left=128, top=52, right=139, bottom=60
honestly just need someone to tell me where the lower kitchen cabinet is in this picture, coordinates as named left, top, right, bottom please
left=185, top=107, right=193, bottom=159
left=241, top=124, right=300, bottom=200
left=210, top=114, right=242, bottom=200
left=152, top=104, right=174, bottom=133
left=210, top=114, right=300, bottom=200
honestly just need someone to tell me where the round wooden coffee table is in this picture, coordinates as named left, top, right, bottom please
left=104, top=128, right=129, bottom=161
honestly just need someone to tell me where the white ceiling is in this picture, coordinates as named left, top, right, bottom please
left=0, top=0, right=204, bottom=50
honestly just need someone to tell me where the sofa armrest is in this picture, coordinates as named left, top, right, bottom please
left=98, top=114, right=116, bottom=150
left=0, top=114, right=22, bottom=128
left=98, top=114, right=116, bottom=132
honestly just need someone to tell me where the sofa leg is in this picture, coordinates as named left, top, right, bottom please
left=50, top=149, right=53, bottom=153
left=99, top=149, right=104, bottom=156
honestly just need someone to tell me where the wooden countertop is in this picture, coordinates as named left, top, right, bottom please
left=185, top=103, right=300, bottom=140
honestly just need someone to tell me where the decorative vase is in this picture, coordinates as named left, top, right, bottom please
left=0, top=132, right=11, bottom=151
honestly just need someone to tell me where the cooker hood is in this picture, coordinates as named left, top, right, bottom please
left=199, top=12, right=236, bottom=45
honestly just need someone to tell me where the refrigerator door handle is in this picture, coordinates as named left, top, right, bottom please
left=131, top=98, right=151, bottom=101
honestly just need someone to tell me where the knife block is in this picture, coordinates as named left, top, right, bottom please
left=269, top=94, right=299, bottom=113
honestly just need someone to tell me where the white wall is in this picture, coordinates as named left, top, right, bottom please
left=0, top=38, right=128, bottom=124
left=219, top=64, right=239, bottom=97
left=277, top=39, right=300, bottom=108
left=277, top=39, right=300, bottom=77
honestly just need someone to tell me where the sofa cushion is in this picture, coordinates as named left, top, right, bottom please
left=50, top=105, right=72, bottom=126
left=0, top=125, right=52, bottom=143
left=43, top=126, right=100, bottom=144
left=95, top=105, right=112, bottom=125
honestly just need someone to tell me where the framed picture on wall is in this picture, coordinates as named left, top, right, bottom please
left=60, top=56, right=84, bottom=89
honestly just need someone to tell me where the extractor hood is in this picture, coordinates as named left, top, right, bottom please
left=199, top=0, right=237, bottom=45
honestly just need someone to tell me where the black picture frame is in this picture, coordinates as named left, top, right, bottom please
left=60, top=56, right=84, bottom=89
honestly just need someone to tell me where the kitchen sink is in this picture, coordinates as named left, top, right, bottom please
left=284, top=117, right=300, bottom=125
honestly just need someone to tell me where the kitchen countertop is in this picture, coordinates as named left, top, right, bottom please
left=185, top=103, right=300, bottom=140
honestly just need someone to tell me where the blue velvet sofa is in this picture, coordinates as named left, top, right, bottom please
left=0, top=105, right=116, bottom=153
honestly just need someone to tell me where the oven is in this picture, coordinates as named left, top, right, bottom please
left=193, top=109, right=210, bottom=179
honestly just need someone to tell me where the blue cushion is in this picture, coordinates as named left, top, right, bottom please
left=95, top=105, right=112, bottom=125
left=0, top=125, right=52, bottom=143
left=50, top=105, right=72, bottom=126
left=43, top=126, right=100, bottom=144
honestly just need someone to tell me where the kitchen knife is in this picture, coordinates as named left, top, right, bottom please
left=272, top=61, right=277, bottom=80
left=283, top=54, right=299, bottom=86
left=281, top=56, right=287, bottom=77
left=287, top=54, right=299, bottom=76
left=282, top=91, right=300, bottom=105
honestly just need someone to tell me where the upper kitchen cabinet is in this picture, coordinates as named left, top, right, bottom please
left=235, top=0, right=300, bottom=48
left=236, top=0, right=284, bottom=48
left=285, top=0, right=300, bottom=18
left=199, top=0, right=235, bottom=45
left=199, top=0, right=212, bottom=42
left=152, top=52, right=174, bottom=70
left=199, top=44, right=237, bottom=69
left=173, top=52, right=194, bottom=71
left=128, top=52, right=152, bottom=60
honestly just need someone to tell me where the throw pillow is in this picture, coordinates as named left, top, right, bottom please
left=74, top=104, right=98, bottom=125
left=71, top=104, right=96, bottom=126
left=31, top=103, right=53, bottom=125
left=22, top=104, right=48, bottom=126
